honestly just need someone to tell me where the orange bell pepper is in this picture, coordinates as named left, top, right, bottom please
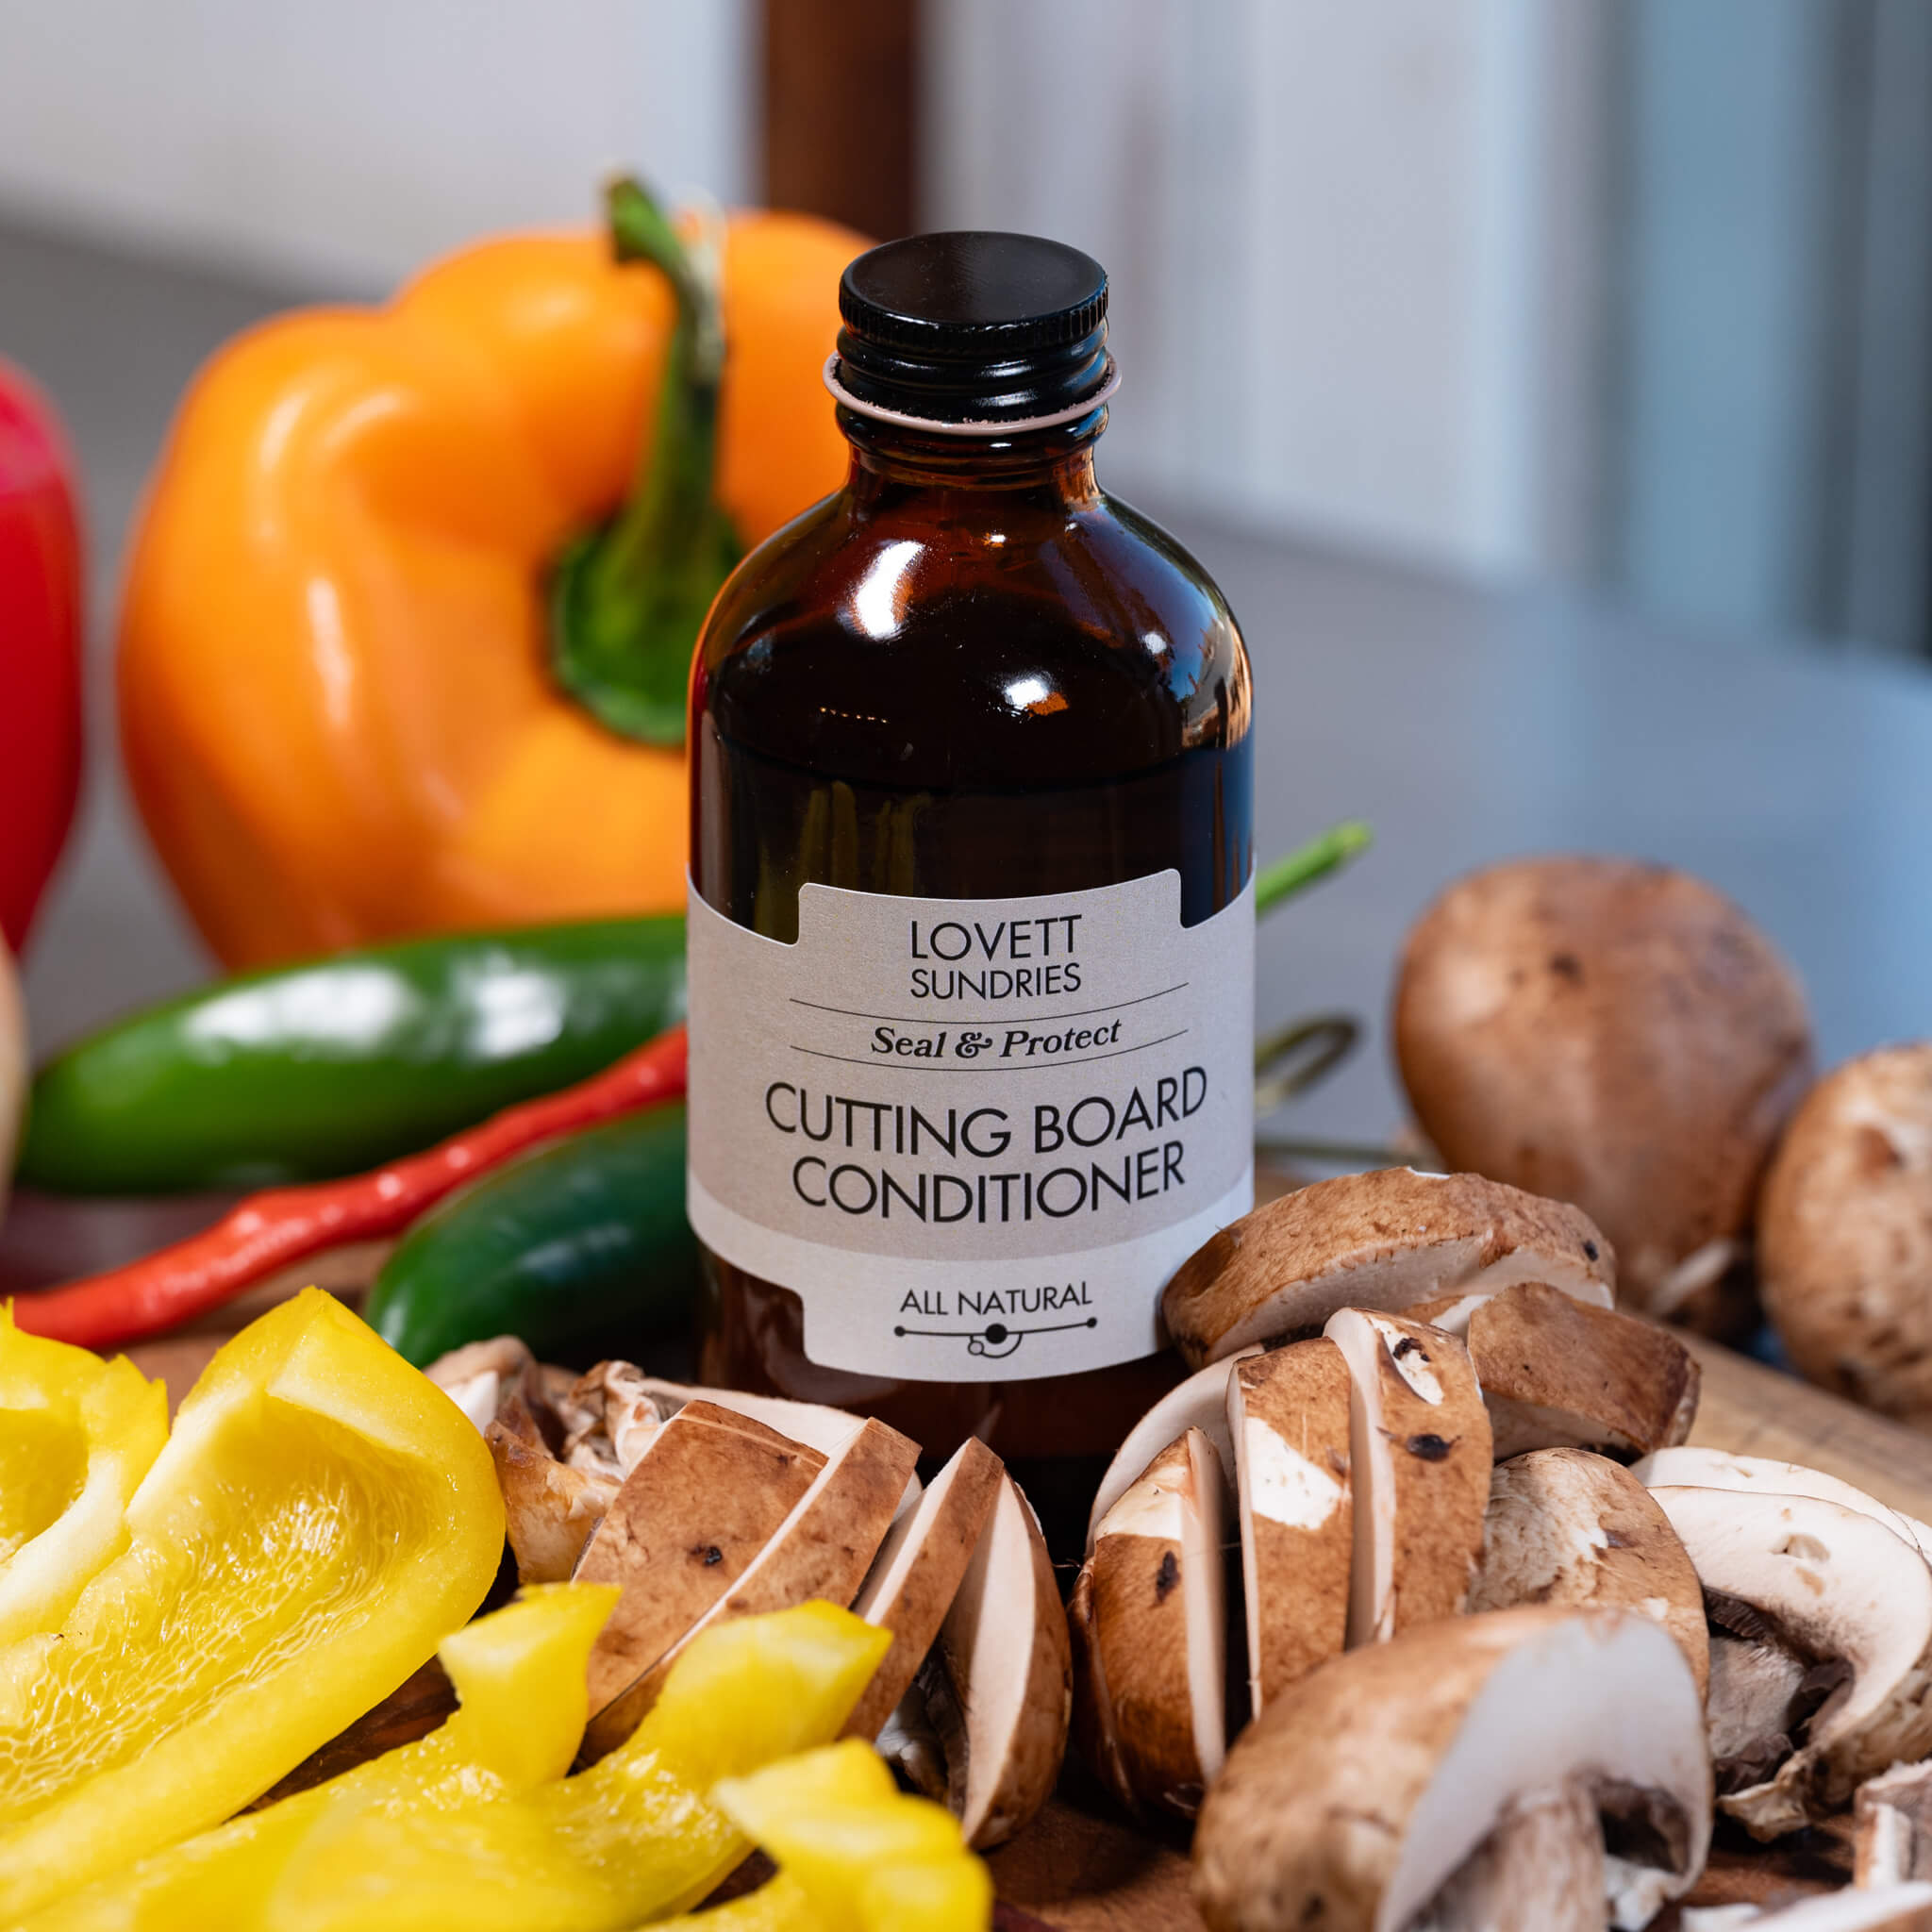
left=121, top=184, right=860, bottom=969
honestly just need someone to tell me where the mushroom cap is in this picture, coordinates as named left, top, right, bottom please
left=1324, top=1308, right=1492, bottom=1645
left=1229, top=1340, right=1353, bottom=1714
left=1162, top=1168, right=1614, bottom=1371
left=1393, top=856, right=1812, bottom=1332
left=1632, top=1446, right=1930, bottom=1558
left=1650, top=1484, right=1932, bottom=1834
left=1077, top=1428, right=1229, bottom=1822
left=844, top=1435, right=1005, bottom=1745
left=1470, top=1447, right=1708, bottom=1696
left=1758, top=1043, right=1932, bottom=1423
left=1457, top=1281, right=1702, bottom=1460
left=575, top=1400, right=826, bottom=1712
left=927, top=1473, right=1071, bottom=1848
left=1726, top=1887, right=1932, bottom=1929
left=1192, top=1604, right=1711, bottom=1932
left=1085, top=1347, right=1257, bottom=1550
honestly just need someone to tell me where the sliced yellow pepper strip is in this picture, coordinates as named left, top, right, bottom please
left=0, top=1289, right=505, bottom=1920
left=0, top=1304, right=166, bottom=1644
left=641, top=1876, right=825, bottom=1932
left=714, top=1740, right=993, bottom=1932
left=258, top=1601, right=892, bottom=1932
left=20, top=1582, right=619, bottom=1932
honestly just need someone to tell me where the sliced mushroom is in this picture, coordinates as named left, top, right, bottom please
left=485, top=1419, right=619, bottom=1584
left=627, top=1374, right=924, bottom=1523
left=1409, top=1779, right=1606, bottom=1932
left=1071, top=1428, right=1229, bottom=1822
left=1324, top=1308, right=1491, bottom=1644
left=913, top=1474, right=1072, bottom=1849
left=1634, top=1447, right=1932, bottom=1562
left=843, top=1435, right=1005, bottom=1743
left=1393, top=855, right=1813, bottom=1336
left=1228, top=1341, right=1352, bottom=1714
left=573, top=1400, right=826, bottom=1712
left=1086, top=1346, right=1259, bottom=1549
left=1759, top=1043, right=1932, bottom=1424
left=1858, top=1759, right=1932, bottom=1887
left=1192, top=1604, right=1711, bottom=1932
left=1700, top=1890, right=1932, bottom=1930
left=425, top=1335, right=539, bottom=1432
left=1702, top=1597, right=1818, bottom=1800
left=1162, top=1168, right=1613, bottom=1371
left=579, top=1414, right=919, bottom=1760
left=1455, top=1282, right=1701, bottom=1459
left=1470, top=1448, right=1708, bottom=1695
left=625, top=1374, right=885, bottom=1457
left=558, top=1359, right=664, bottom=1478
left=1650, top=1483, right=1932, bottom=1837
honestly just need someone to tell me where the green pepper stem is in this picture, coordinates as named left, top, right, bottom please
left=1256, top=820, right=1373, bottom=917
left=548, top=177, right=740, bottom=747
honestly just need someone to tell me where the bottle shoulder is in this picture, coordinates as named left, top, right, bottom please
left=693, top=485, right=1253, bottom=789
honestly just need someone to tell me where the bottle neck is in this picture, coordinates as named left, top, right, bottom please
left=839, top=407, right=1106, bottom=509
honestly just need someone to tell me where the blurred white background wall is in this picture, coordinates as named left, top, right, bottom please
left=926, top=0, right=1612, bottom=585
left=0, top=0, right=753, bottom=290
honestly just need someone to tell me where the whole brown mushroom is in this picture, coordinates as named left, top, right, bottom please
left=1393, top=856, right=1813, bottom=1335
left=1758, top=1043, right=1932, bottom=1423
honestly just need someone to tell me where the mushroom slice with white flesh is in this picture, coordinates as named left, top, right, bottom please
left=1228, top=1340, right=1352, bottom=1714
left=1469, top=1447, right=1709, bottom=1696
left=425, top=1335, right=540, bottom=1433
left=1072, top=1428, right=1228, bottom=1822
left=1456, top=1281, right=1700, bottom=1459
left=486, top=1415, right=620, bottom=1585
left=843, top=1435, right=1005, bottom=1743
left=1695, top=1890, right=1932, bottom=1931
left=573, top=1400, right=827, bottom=1713
left=580, top=1414, right=920, bottom=1760
left=906, top=1474, right=1072, bottom=1849
left=1161, top=1168, right=1613, bottom=1371
left=625, top=1372, right=924, bottom=1523
left=1858, top=1760, right=1932, bottom=1887
left=1086, top=1346, right=1259, bottom=1550
left=1192, top=1604, right=1712, bottom=1932
left=1324, top=1308, right=1491, bottom=1645
left=1650, top=1483, right=1932, bottom=1839
left=1634, top=1446, right=1932, bottom=1560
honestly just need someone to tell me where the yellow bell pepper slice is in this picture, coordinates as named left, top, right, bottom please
left=20, top=1582, right=619, bottom=1932
left=0, top=1304, right=166, bottom=1644
left=713, top=1741, right=993, bottom=1932
left=0, top=1289, right=505, bottom=1921
left=641, top=1877, right=825, bottom=1932
left=258, top=1601, right=892, bottom=1932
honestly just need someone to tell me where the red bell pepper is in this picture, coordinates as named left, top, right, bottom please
left=0, top=359, right=84, bottom=953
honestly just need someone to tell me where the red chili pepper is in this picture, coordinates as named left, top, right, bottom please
left=0, top=358, right=84, bottom=953
left=13, top=1024, right=688, bottom=1349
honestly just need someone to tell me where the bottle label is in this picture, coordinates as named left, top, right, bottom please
left=687, top=871, right=1254, bottom=1382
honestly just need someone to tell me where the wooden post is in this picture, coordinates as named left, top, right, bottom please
left=760, top=0, right=919, bottom=240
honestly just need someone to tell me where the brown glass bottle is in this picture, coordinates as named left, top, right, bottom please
left=687, top=234, right=1253, bottom=1540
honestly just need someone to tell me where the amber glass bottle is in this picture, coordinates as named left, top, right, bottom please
left=687, top=233, right=1254, bottom=1537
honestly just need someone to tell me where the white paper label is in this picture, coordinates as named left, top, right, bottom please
left=687, top=870, right=1254, bottom=1382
